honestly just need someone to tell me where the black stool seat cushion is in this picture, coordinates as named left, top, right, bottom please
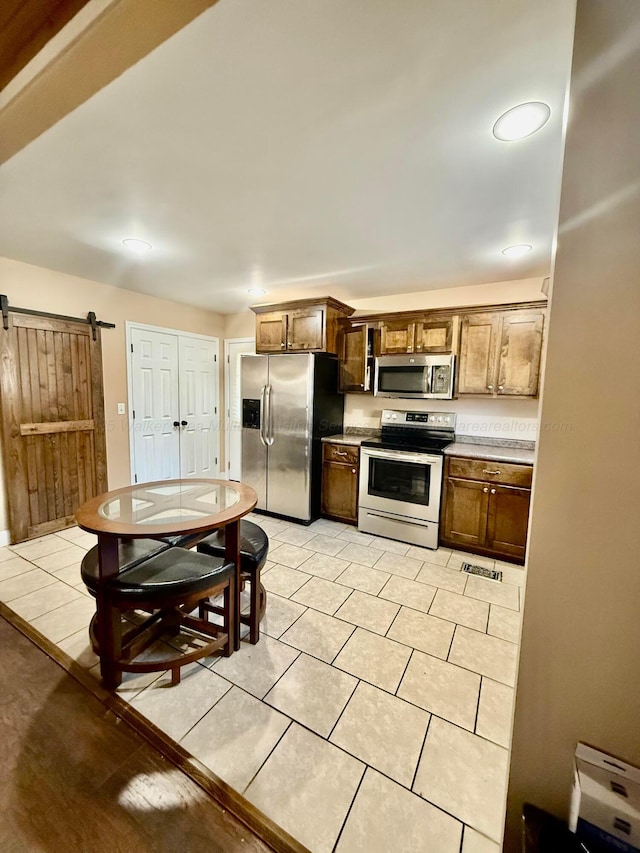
left=82, top=540, right=171, bottom=592
left=82, top=546, right=234, bottom=603
left=197, top=520, right=268, bottom=570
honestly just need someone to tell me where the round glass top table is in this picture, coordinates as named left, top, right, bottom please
left=75, top=479, right=257, bottom=687
left=76, top=479, right=256, bottom=539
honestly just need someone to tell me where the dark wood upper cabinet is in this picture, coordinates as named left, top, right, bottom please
left=379, top=318, right=416, bottom=354
left=458, top=308, right=545, bottom=397
left=254, top=297, right=546, bottom=400
left=252, top=298, right=354, bottom=355
left=457, top=313, right=501, bottom=394
left=414, top=316, right=455, bottom=353
left=339, top=323, right=375, bottom=393
left=255, top=312, right=288, bottom=352
left=497, top=311, right=544, bottom=396
left=379, top=314, right=456, bottom=355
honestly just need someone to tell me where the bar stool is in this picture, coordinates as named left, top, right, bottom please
left=197, top=520, right=268, bottom=644
left=81, top=545, right=236, bottom=686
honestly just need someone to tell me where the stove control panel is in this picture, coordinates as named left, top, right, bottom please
left=381, top=410, right=456, bottom=430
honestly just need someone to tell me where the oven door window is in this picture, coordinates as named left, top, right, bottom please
left=378, top=365, right=428, bottom=395
left=368, top=457, right=432, bottom=506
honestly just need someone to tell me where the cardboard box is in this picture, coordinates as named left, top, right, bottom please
left=569, top=743, right=640, bottom=853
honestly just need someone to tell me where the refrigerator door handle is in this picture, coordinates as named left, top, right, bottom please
left=265, top=384, right=274, bottom=446
left=259, top=385, right=267, bottom=447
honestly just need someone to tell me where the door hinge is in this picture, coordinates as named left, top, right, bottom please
left=134, top=473, right=138, bottom=483
left=214, top=406, right=217, bottom=414
left=132, top=409, right=135, bottom=419
left=215, top=457, right=218, bottom=465
left=227, top=461, right=230, bottom=471
left=227, top=354, right=230, bottom=364
left=214, top=354, right=217, bottom=362
left=130, top=343, right=133, bottom=353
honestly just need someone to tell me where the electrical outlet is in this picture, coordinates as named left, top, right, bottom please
left=117, top=403, right=126, bottom=415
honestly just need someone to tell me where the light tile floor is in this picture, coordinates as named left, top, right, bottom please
left=0, top=515, right=524, bottom=852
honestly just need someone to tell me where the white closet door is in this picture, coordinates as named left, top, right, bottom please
left=129, top=325, right=220, bottom=484
left=225, top=338, right=255, bottom=480
left=178, top=335, right=219, bottom=478
left=130, top=327, right=181, bottom=484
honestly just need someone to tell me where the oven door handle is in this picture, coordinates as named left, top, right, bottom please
left=362, top=448, right=442, bottom=465
left=362, top=509, right=430, bottom=528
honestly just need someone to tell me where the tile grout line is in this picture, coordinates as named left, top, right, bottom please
left=410, top=710, right=432, bottom=792
left=11, top=526, right=518, bottom=849
left=329, top=763, right=367, bottom=853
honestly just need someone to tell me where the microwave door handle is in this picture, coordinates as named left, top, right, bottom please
left=426, top=364, right=434, bottom=395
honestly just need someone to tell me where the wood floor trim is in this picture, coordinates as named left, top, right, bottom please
left=0, top=601, right=310, bottom=853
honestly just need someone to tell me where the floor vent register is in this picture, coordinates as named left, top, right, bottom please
left=461, top=562, right=503, bottom=582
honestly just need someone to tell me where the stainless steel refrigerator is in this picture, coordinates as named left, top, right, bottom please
left=241, top=353, right=344, bottom=523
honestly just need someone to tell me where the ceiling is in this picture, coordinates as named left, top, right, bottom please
left=0, top=0, right=576, bottom=314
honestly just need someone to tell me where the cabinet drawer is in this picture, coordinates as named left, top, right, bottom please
left=323, top=443, right=359, bottom=465
left=447, top=456, right=533, bottom=488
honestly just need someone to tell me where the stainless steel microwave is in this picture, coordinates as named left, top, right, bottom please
left=374, top=353, right=456, bottom=399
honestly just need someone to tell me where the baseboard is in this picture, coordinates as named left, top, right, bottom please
left=0, top=529, right=10, bottom=547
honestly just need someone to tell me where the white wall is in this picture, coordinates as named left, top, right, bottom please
left=505, top=1, right=640, bottom=847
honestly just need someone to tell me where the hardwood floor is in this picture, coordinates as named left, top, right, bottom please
left=0, top=615, right=274, bottom=853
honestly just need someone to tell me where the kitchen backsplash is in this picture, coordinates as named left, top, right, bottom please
left=344, top=394, right=540, bottom=442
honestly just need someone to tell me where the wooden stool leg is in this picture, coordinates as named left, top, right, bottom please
left=223, top=581, right=233, bottom=657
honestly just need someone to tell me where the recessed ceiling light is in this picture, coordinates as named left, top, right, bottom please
left=122, top=238, right=152, bottom=254
left=248, top=288, right=267, bottom=296
left=502, top=244, right=533, bottom=258
left=493, top=102, right=551, bottom=141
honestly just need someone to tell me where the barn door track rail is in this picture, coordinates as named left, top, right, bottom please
left=0, top=294, right=115, bottom=340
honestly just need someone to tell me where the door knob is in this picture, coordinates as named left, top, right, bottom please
left=173, top=421, right=180, bottom=428
left=483, top=487, right=489, bottom=493
left=491, top=488, right=497, bottom=494
left=181, top=420, right=188, bottom=427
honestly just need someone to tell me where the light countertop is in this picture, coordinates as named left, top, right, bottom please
left=321, top=433, right=374, bottom=446
left=444, top=442, right=535, bottom=465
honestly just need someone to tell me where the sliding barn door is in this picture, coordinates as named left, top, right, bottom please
left=0, top=314, right=107, bottom=543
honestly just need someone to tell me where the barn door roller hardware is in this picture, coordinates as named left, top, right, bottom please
left=0, top=295, right=115, bottom=340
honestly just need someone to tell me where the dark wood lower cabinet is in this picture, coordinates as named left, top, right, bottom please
left=321, top=442, right=359, bottom=524
left=440, top=456, right=532, bottom=564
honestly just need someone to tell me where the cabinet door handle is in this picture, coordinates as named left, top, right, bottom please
left=335, top=450, right=349, bottom=457
left=352, top=468, right=356, bottom=474
left=487, top=384, right=494, bottom=390
left=490, top=488, right=496, bottom=494
left=482, top=469, right=501, bottom=475
left=483, top=487, right=489, bottom=493
left=498, top=385, right=504, bottom=391
left=280, top=341, right=286, bottom=349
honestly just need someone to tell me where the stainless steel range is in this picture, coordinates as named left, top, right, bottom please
left=358, top=409, right=456, bottom=549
